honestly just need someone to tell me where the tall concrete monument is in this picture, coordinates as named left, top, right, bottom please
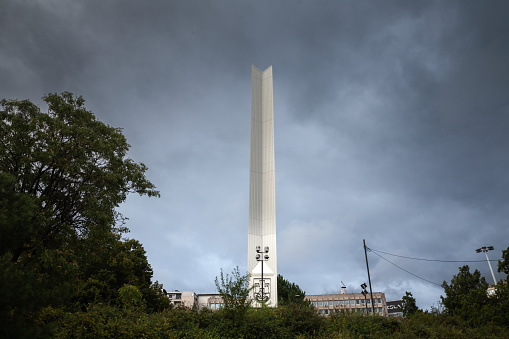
left=248, top=65, right=277, bottom=306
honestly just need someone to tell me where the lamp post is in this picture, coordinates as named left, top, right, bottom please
left=361, top=283, right=368, bottom=314
left=255, top=245, right=269, bottom=305
left=476, top=246, right=497, bottom=285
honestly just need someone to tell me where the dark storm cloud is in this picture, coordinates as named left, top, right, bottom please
left=1, top=0, right=508, bottom=309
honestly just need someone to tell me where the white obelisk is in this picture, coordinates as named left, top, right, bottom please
left=248, top=65, right=277, bottom=306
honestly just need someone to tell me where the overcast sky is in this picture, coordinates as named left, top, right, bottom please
left=2, top=0, right=509, bottom=310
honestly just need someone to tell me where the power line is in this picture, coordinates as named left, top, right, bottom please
left=368, top=247, right=501, bottom=263
left=368, top=249, right=442, bottom=286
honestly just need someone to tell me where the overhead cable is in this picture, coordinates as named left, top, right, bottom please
left=368, top=247, right=501, bottom=263
left=369, top=250, right=443, bottom=287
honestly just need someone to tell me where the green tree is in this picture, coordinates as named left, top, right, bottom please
left=401, top=291, right=419, bottom=317
left=493, top=246, right=509, bottom=326
left=0, top=93, right=160, bottom=336
left=498, top=246, right=509, bottom=277
left=0, top=92, right=159, bottom=262
left=215, top=266, right=252, bottom=323
left=73, top=232, right=169, bottom=312
left=277, top=274, right=307, bottom=306
left=441, top=265, right=492, bottom=326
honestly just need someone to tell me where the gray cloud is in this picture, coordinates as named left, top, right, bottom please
left=1, top=0, right=508, bottom=309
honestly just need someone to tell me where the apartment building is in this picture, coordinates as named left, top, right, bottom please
left=305, top=290, right=387, bottom=316
left=164, top=290, right=197, bottom=309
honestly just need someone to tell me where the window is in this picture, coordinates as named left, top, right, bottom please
left=377, top=298, right=382, bottom=304
left=324, top=309, right=329, bottom=315
left=340, top=300, right=344, bottom=305
left=329, top=301, right=333, bottom=306
left=367, top=300, right=371, bottom=304
left=312, top=301, right=317, bottom=307
left=378, top=307, right=382, bottom=313
left=318, top=301, right=323, bottom=306
left=334, top=300, right=339, bottom=306
left=356, top=299, right=360, bottom=305
left=350, top=300, right=355, bottom=306
left=319, top=310, right=324, bottom=314
left=361, top=299, right=365, bottom=304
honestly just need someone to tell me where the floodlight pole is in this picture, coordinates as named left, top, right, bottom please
left=476, top=246, right=497, bottom=285
left=361, top=283, right=368, bottom=313
left=363, top=239, right=375, bottom=314
left=256, top=246, right=269, bottom=306
left=261, top=252, right=264, bottom=302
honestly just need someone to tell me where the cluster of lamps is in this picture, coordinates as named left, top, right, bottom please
left=360, top=283, right=369, bottom=312
left=255, top=246, right=269, bottom=303
left=476, top=246, right=497, bottom=285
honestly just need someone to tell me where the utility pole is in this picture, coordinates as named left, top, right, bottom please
left=363, top=239, right=375, bottom=314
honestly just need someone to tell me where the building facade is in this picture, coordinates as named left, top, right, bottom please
left=305, top=291, right=387, bottom=316
left=166, top=289, right=389, bottom=317
left=386, top=300, right=403, bottom=317
left=197, top=294, right=224, bottom=311
left=164, top=290, right=197, bottom=309
left=248, top=65, right=278, bottom=307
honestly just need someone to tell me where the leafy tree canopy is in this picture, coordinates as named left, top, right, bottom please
left=215, top=266, right=252, bottom=322
left=0, top=93, right=162, bottom=336
left=0, top=92, right=159, bottom=261
left=73, top=232, right=169, bottom=312
left=277, top=274, right=307, bottom=306
left=401, top=291, right=419, bottom=317
left=498, top=246, right=509, bottom=277
left=440, top=265, right=492, bottom=326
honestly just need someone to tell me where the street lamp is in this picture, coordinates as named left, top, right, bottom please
left=255, top=245, right=269, bottom=304
left=476, top=246, right=497, bottom=285
left=361, top=283, right=368, bottom=313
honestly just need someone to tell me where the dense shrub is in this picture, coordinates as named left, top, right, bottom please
left=36, top=302, right=509, bottom=338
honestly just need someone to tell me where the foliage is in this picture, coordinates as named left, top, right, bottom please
left=441, top=265, right=495, bottom=327
left=0, top=92, right=159, bottom=262
left=29, top=299, right=509, bottom=338
left=118, top=284, right=143, bottom=309
left=498, top=246, right=509, bottom=276
left=327, top=311, right=401, bottom=338
left=277, top=302, right=325, bottom=336
left=494, top=246, right=509, bottom=327
left=277, top=273, right=307, bottom=306
left=73, top=232, right=169, bottom=312
left=0, top=245, right=80, bottom=338
left=214, top=266, right=253, bottom=324
left=0, top=93, right=161, bottom=335
left=401, top=291, right=420, bottom=317
left=438, top=249, right=509, bottom=329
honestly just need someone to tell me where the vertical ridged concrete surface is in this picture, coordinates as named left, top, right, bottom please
left=248, top=65, right=277, bottom=306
